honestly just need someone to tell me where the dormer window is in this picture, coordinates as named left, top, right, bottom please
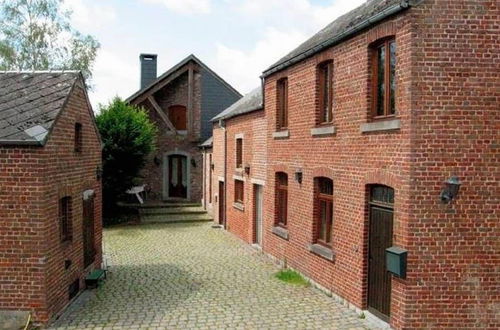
left=371, top=38, right=396, bottom=120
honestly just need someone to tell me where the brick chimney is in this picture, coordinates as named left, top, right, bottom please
left=140, top=54, right=157, bottom=89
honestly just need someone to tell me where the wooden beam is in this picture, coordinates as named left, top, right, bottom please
left=147, top=96, right=177, bottom=133
left=133, top=68, right=187, bottom=104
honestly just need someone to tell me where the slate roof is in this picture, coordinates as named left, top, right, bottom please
left=0, top=71, right=80, bottom=145
left=263, top=0, right=413, bottom=77
left=127, top=54, right=241, bottom=103
left=199, top=136, right=213, bottom=148
left=212, top=87, right=263, bottom=122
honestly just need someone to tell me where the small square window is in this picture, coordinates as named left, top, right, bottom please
left=234, top=180, right=244, bottom=204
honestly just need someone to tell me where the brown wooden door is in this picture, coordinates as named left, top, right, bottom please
left=368, top=185, right=394, bottom=321
left=168, top=155, right=187, bottom=198
left=83, top=193, right=96, bottom=268
left=218, top=181, right=225, bottom=226
left=168, top=105, right=187, bottom=130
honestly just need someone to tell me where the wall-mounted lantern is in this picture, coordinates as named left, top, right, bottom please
left=244, top=165, right=251, bottom=175
left=153, top=156, right=161, bottom=166
left=295, top=169, right=303, bottom=184
left=211, top=163, right=215, bottom=170
left=440, top=176, right=461, bottom=203
left=191, top=158, right=197, bottom=167
left=96, top=166, right=103, bottom=180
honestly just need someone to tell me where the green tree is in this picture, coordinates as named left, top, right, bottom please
left=0, top=0, right=99, bottom=83
left=96, top=98, right=157, bottom=219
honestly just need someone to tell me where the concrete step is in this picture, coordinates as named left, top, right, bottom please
left=119, top=202, right=201, bottom=209
left=141, top=213, right=213, bottom=224
left=138, top=206, right=206, bottom=215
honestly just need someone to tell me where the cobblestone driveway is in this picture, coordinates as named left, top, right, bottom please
left=50, top=222, right=376, bottom=329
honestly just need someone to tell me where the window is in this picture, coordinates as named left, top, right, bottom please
left=168, top=105, right=187, bottom=130
left=236, top=138, right=243, bottom=168
left=59, top=196, right=72, bottom=242
left=371, top=38, right=396, bottom=119
left=315, top=177, right=333, bottom=247
left=318, top=61, right=333, bottom=124
left=74, top=123, right=82, bottom=152
left=277, top=78, right=288, bottom=129
left=275, top=172, right=288, bottom=227
left=234, top=180, right=244, bottom=204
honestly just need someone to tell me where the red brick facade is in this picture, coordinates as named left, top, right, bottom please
left=0, top=81, right=103, bottom=324
left=204, top=1, right=499, bottom=329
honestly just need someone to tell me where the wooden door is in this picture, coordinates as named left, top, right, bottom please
left=168, top=155, right=187, bottom=198
left=218, top=181, right=225, bottom=226
left=83, top=192, right=96, bottom=268
left=368, top=185, right=394, bottom=321
left=254, top=185, right=263, bottom=245
left=168, top=105, right=187, bottom=131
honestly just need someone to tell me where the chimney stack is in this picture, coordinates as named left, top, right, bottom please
left=140, top=54, right=157, bottom=89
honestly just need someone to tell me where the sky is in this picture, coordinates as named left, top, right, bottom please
left=64, top=0, right=366, bottom=110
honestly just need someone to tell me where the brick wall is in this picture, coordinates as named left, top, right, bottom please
left=259, top=1, right=499, bottom=329
left=223, top=110, right=267, bottom=243
left=0, top=80, right=102, bottom=324
left=212, top=126, right=225, bottom=224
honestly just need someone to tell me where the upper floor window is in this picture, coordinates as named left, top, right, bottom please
left=318, top=61, right=333, bottom=124
left=236, top=138, right=243, bottom=169
left=275, top=172, right=288, bottom=227
left=277, top=78, right=288, bottom=129
left=59, top=196, right=72, bottom=242
left=371, top=38, right=396, bottom=119
left=234, top=179, right=244, bottom=204
left=315, top=177, right=333, bottom=247
left=74, top=123, right=82, bottom=153
left=168, top=105, right=187, bottom=131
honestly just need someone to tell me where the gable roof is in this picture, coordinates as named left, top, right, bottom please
left=126, top=54, right=241, bottom=103
left=0, top=71, right=82, bottom=146
left=199, top=136, right=213, bottom=148
left=211, top=87, right=263, bottom=122
left=262, top=0, right=414, bottom=77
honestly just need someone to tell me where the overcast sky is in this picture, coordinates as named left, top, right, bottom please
left=64, top=0, right=366, bottom=110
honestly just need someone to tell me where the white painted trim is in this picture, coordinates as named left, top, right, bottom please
left=83, top=189, right=95, bottom=200
left=235, top=133, right=244, bottom=139
left=272, top=130, right=289, bottom=139
left=218, top=176, right=225, bottom=182
left=251, top=178, right=266, bottom=186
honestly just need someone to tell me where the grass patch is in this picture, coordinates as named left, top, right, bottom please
left=275, top=269, right=309, bottom=286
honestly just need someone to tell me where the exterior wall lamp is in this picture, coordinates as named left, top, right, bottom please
left=96, top=166, right=103, bottom=180
left=295, top=169, right=303, bottom=184
left=191, top=158, right=197, bottom=167
left=440, top=176, right=461, bottom=203
left=211, top=163, right=215, bottom=170
left=244, top=165, right=251, bottom=175
left=153, top=155, right=161, bottom=166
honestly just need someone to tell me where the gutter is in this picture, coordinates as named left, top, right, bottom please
left=0, top=140, right=43, bottom=146
left=262, top=0, right=411, bottom=78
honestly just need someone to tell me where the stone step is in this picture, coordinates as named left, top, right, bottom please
left=141, top=213, right=213, bottom=224
left=118, top=201, right=201, bottom=209
left=138, top=206, right=206, bottom=215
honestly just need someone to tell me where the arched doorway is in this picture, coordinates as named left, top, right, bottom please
left=367, top=184, right=394, bottom=321
left=167, top=154, right=188, bottom=199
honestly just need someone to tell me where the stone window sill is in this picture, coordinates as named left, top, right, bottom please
left=360, top=119, right=400, bottom=133
left=233, top=202, right=244, bottom=211
left=311, top=125, right=336, bottom=137
left=272, top=226, right=289, bottom=240
left=308, top=244, right=335, bottom=261
left=272, top=130, right=289, bottom=139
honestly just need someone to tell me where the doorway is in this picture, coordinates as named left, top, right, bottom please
left=367, top=185, right=394, bottom=321
left=218, top=181, right=225, bottom=226
left=82, top=190, right=96, bottom=268
left=253, top=184, right=263, bottom=246
left=168, top=154, right=188, bottom=199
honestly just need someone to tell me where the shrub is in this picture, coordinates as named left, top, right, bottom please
left=96, top=98, right=157, bottom=220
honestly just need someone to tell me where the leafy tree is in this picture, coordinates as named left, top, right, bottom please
left=0, top=0, right=99, bottom=83
left=96, top=98, right=157, bottom=218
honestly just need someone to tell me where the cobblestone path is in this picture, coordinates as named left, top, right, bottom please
left=50, top=222, right=377, bottom=329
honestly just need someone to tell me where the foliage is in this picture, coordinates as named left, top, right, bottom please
left=96, top=98, right=157, bottom=218
left=275, top=269, right=309, bottom=286
left=0, top=0, right=99, bottom=84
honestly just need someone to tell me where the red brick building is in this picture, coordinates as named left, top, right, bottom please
left=127, top=54, right=241, bottom=202
left=0, top=72, right=103, bottom=325
left=204, top=0, right=499, bottom=328
left=208, top=88, right=266, bottom=243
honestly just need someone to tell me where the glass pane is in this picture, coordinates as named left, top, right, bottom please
left=376, top=45, right=385, bottom=116
left=319, top=201, right=327, bottom=241
left=319, top=178, right=333, bottom=195
left=390, top=41, right=396, bottom=115
left=371, top=185, right=394, bottom=205
left=326, top=202, right=333, bottom=243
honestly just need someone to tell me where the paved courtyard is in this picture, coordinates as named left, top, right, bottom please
left=50, top=222, right=377, bottom=329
